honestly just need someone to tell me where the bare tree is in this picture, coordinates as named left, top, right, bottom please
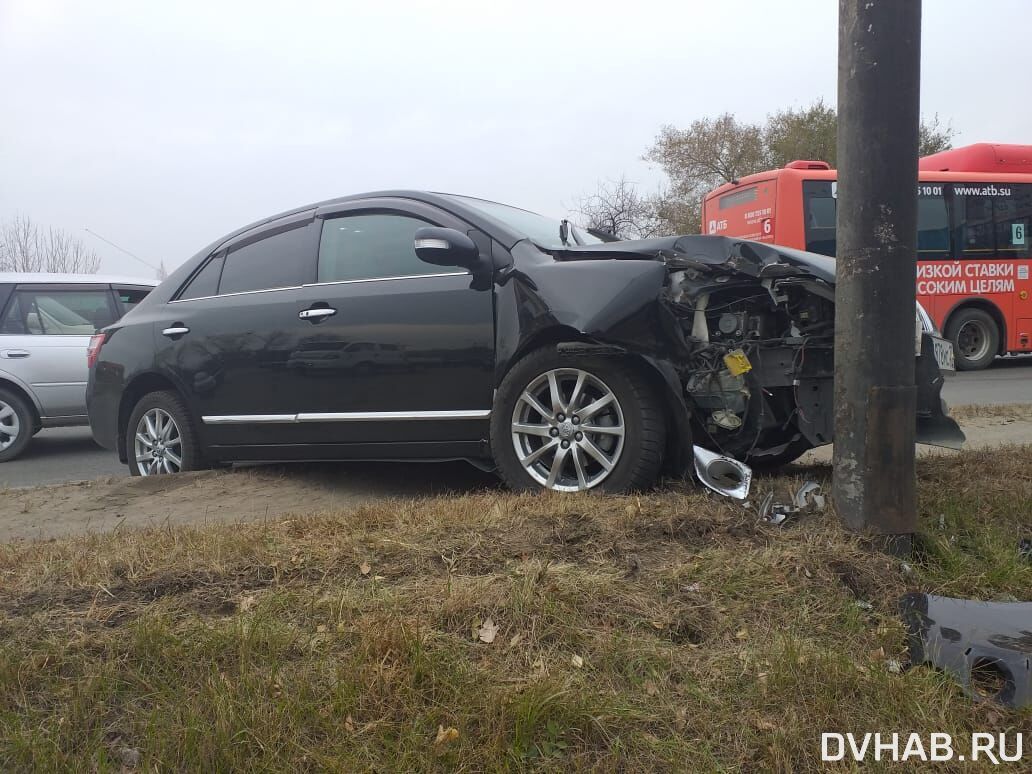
left=918, top=113, right=956, bottom=156
left=0, top=215, right=100, bottom=273
left=574, top=177, right=668, bottom=240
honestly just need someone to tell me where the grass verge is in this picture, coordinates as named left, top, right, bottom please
left=949, top=403, right=1032, bottom=422
left=1, top=447, right=1030, bottom=772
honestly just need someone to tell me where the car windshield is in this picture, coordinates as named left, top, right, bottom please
left=445, top=195, right=602, bottom=249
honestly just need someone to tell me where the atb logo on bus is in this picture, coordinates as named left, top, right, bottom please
left=708, top=219, right=728, bottom=234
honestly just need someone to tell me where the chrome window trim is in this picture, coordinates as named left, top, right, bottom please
left=169, top=271, right=469, bottom=304
left=201, top=409, right=490, bottom=425
left=170, top=285, right=304, bottom=304
left=304, top=271, right=468, bottom=288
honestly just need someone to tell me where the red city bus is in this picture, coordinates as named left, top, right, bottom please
left=702, top=143, right=1032, bottom=370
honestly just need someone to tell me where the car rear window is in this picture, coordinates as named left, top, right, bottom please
left=218, top=225, right=314, bottom=295
left=0, top=289, right=117, bottom=335
left=178, top=254, right=224, bottom=300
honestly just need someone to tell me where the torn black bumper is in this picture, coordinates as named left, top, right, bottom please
left=901, top=593, right=1032, bottom=709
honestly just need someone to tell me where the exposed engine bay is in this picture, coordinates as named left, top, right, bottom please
left=549, top=235, right=965, bottom=470
left=670, top=264, right=838, bottom=466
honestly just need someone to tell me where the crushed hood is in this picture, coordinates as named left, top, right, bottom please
left=555, top=235, right=837, bottom=284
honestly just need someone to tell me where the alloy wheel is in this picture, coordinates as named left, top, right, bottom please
left=134, top=408, right=183, bottom=476
left=510, top=368, right=625, bottom=492
left=0, top=400, right=20, bottom=452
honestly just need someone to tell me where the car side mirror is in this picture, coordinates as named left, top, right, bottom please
left=414, top=227, right=480, bottom=270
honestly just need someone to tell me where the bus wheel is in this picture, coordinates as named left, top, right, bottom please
left=945, top=308, right=999, bottom=371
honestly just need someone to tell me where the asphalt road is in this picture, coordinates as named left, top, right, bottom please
left=941, top=355, right=1032, bottom=406
left=1, top=357, right=1027, bottom=490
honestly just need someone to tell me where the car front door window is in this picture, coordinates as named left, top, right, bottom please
left=317, top=213, right=448, bottom=282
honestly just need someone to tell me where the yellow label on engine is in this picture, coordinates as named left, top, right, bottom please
left=723, top=349, right=752, bottom=376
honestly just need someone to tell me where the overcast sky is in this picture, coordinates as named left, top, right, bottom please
left=2, top=0, right=1028, bottom=277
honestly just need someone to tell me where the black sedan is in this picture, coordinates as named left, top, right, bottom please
left=87, top=191, right=963, bottom=493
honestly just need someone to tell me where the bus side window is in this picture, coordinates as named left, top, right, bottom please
left=994, top=184, right=1032, bottom=259
left=953, top=192, right=995, bottom=257
left=802, top=180, right=837, bottom=257
left=916, top=195, right=949, bottom=260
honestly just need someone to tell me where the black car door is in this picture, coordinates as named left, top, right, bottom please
left=269, top=198, right=495, bottom=456
left=154, top=211, right=321, bottom=443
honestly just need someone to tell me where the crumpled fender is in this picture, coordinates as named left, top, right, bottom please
left=493, top=250, right=695, bottom=476
left=493, top=249, right=673, bottom=379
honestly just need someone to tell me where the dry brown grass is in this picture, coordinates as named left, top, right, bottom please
left=949, top=402, right=1032, bottom=422
left=1, top=448, right=1030, bottom=772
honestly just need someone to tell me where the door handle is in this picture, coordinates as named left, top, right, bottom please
left=299, top=307, right=337, bottom=321
left=162, top=325, right=190, bottom=337
left=0, top=349, right=30, bottom=359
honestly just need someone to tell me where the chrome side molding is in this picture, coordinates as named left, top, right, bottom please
left=202, top=409, right=491, bottom=425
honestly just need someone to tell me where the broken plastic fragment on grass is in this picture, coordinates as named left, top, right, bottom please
left=900, top=592, right=1032, bottom=709
left=758, top=481, right=826, bottom=525
left=693, top=445, right=752, bottom=499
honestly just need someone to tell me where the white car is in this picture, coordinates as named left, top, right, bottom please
left=0, top=273, right=157, bottom=461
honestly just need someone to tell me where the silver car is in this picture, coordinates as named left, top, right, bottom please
left=0, top=273, right=157, bottom=461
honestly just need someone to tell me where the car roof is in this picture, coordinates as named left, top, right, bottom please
left=202, top=190, right=532, bottom=253
left=0, top=273, right=158, bottom=286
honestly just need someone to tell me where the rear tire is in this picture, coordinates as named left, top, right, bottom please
left=946, top=307, right=999, bottom=371
left=0, top=389, right=34, bottom=462
left=490, top=347, right=665, bottom=493
left=126, top=391, right=204, bottom=476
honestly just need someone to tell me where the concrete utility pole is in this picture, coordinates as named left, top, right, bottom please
left=833, top=0, right=922, bottom=541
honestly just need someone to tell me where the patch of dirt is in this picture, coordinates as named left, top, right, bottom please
left=0, top=461, right=499, bottom=543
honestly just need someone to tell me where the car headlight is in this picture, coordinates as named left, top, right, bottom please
left=916, top=302, right=936, bottom=335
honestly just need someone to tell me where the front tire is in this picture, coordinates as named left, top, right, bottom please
left=946, top=307, right=999, bottom=371
left=127, top=391, right=204, bottom=476
left=490, top=348, right=665, bottom=493
left=0, top=389, right=34, bottom=462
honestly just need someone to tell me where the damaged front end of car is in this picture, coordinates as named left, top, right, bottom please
left=534, top=235, right=965, bottom=481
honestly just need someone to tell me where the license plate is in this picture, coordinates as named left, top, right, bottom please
left=931, top=335, right=955, bottom=371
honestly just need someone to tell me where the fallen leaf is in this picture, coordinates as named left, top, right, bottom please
left=238, top=595, right=257, bottom=612
left=434, top=725, right=460, bottom=745
left=571, top=654, right=584, bottom=668
left=886, top=659, right=902, bottom=674
left=674, top=707, right=688, bottom=730
left=644, top=680, right=659, bottom=696
left=316, top=624, right=327, bottom=633
left=478, top=618, right=499, bottom=644
left=735, top=629, right=749, bottom=641
left=507, top=632, right=523, bottom=649
left=344, top=715, right=355, bottom=733
left=359, top=562, right=371, bottom=576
